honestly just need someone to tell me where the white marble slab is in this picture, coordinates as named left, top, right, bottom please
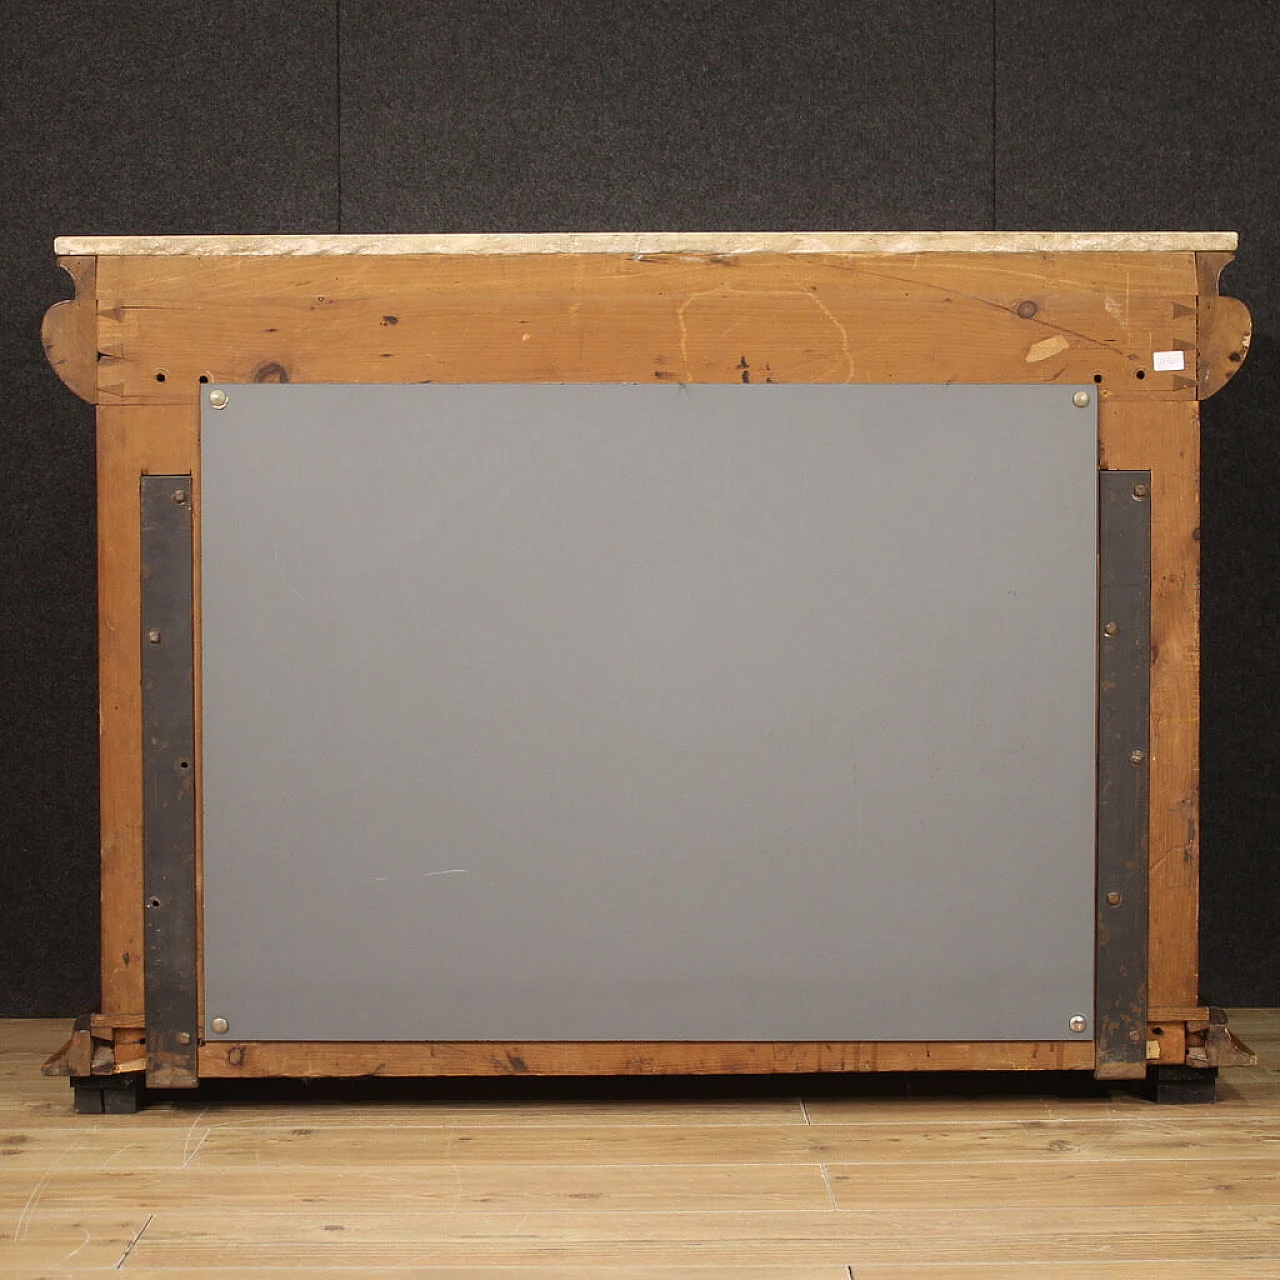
left=53, top=230, right=1237, bottom=257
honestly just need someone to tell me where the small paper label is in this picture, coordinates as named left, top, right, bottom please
left=1152, top=350, right=1186, bottom=372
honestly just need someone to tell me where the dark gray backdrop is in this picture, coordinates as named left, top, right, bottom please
left=2, top=1, right=1275, bottom=1015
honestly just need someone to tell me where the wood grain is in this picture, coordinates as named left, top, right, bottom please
left=39, top=256, right=97, bottom=402
left=1197, top=249, right=1253, bottom=398
left=114, top=1206, right=1280, bottom=1268
left=93, top=251, right=1201, bottom=404
left=180, top=1116, right=1280, bottom=1169
left=198, top=1039, right=1095, bottom=1079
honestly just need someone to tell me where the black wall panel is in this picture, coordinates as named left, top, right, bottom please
left=338, top=1, right=994, bottom=231
left=1, top=1, right=1276, bottom=1015
left=994, top=0, right=1280, bottom=1005
left=0, top=2, right=339, bottom=1016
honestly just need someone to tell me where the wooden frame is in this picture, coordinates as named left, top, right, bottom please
left=41, top=231, right=1255, bottom=1086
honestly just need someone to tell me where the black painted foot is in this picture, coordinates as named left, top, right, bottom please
left=72, top=1072, right=145, bottom=1114
left=1153, top=1064, right=1218, bottom=1104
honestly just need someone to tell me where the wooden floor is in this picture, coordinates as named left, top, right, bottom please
left=1, top=1013, right=1278, bottom=1277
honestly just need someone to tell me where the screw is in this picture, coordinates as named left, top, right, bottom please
left=1132, top=483, right=1149, bottom=500
left=1015, top=300, right=1038, bottom=319
left=1128, top=1029, right=1144, bottom=1043
left=208, top=389, right=228, bottom=409
left=172, top=489, right=187, bottom=504
left=147, top=628, right=162, bottom=644
left=1106, top=891, right=1123, bottom=907
left=1103, top=621, right=1118, bottom=637
left=1072, top=390, right=1091, bottom=408
left=1069, top=1015, right=1088, bottom=1034
left=211, top=1017, right=229, bottom=1035
left=177, top=1031, right=192, bottom=1045
left=1129, top=749, right=1146, bottom=766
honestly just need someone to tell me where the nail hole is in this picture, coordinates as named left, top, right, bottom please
left=1135, top=369, right=1146, bottom=380
left=1153, top=1026, right=1165, bottom=1036
left=1093, top=373, right=1103, bottom=383
left=198, top=374, right=209, bottom=384
left=154, top=371, right=167, bottom=383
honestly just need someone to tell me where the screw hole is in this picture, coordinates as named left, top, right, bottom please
left=1153, top=1026, right=1165, bottom=1036
left=198, top=374, right=209, bottom=384
left=147, top=897, right=161, bottom=909
left=178, top=759, right=191, bottom=770
left=1093, top=373, right=1103, bottom=383
left=154, top=371, right=167, bottom=383
left=1135, top=369, right=1146, bottom=380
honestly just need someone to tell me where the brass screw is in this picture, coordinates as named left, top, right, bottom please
left=208, top=389, right=229, bottom=409
left=1072, top=390, right=1091, bottom=408
left=177, top=1031, right=192, bottom=1045
left=172, top=489, right=187, bottom=504
left=211, top=1017, right=229, bottom=1035
left=1106, top=891, right=1123, bottom=907
left=1129, top=749, right=1146, bottom=766
left=1128, top=1029, right=1143, bottom=1043
left=1132, top=483, right=1149, bottom=500
left=147, top=629, right=162, bottom=644
left=1069, top=1015, right=1088, bottom=1033
left=1103, top=621, right=1119, bottom=637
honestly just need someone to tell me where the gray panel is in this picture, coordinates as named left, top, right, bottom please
left=201, top=383, right=1098, bottom=1043
left=140, top=477, right=198, bottom=1085
left=1094, top=472, right=1152, bottom=1074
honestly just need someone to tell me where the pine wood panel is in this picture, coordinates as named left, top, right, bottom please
left=93, top=252, right=1200, bottom=404
left=198, top=1039, right=1096, bottom=1078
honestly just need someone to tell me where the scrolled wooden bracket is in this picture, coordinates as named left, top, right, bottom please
left=1196, top=251, right=1252, bottom=399
left=40, top=256, right=98, bottom=403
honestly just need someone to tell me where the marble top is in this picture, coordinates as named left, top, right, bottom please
left=53, top=231, right=1238, bottom=257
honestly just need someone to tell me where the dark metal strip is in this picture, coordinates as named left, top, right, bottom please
left=141, top=475, right=199, bottom=1087
left=1095, top=470, right=1152, bottom=1078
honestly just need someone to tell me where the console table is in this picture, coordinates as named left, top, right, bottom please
left=41, top=232, right=1255, bottom=1110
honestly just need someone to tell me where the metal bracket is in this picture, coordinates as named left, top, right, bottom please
left=1094, top=471, right=1151, bottom=1079
left=141, top=475, right=199, bottom=1087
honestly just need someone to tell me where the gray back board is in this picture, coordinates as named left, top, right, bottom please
left=200, top=383, right=1098, bottom=1043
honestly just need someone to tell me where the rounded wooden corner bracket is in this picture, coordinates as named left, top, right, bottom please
left=1196, top=251, right=1252, bottom=399
left=40, top=255, right=98, bottom=403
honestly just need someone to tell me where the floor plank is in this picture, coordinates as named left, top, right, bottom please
left=122, top=1205, right=1280, bottom=1267
left=183, top=1115, right=1280, bottom=1168
left=0, top=1010, right=1276, bottom=1275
